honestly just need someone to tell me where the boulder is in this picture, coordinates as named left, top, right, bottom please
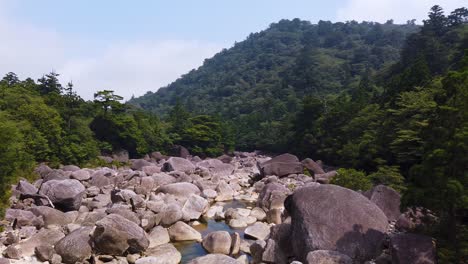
left=188, top=254, right=241, bottom=264
left=306, top=250, right=353, bottom=264
left=39, top=179, right=85, bottom=211
left=364, top=185, right=401, bottom=221
left=159, top=203, right=183, bottom=226
left=110, top=189, right=145, bottom=208
left=150, top=151, right=166, bottom=161
left=244, top=222, right=270, bottom=240
left=257, top=182, right=289, bottom=211
left=34, top=245, right=55, bottom=262
left=90, top=173, right=112, bottom=188
left=182, top=194, right=208, bottom=221
left=62, top=165, right=80, bottom=172
left=54, top=226, right=93, bottom=264
left=16, top=228, right=65, bottom=257
left=250, top=207, right=267, bottom=221
left=202, top=231, right=232, bottom=255
left=390, top=233, right=436, bottom=264
left=218, top=154, right=233, bottom=164
left=92, top=214, right=149, bottom=255
left=70, top=170, right=91, bottom=181
left=302, top=158, right=325, bottom=175
left=198, top=159, right=235, bottom=177
left=148, top=226, right=170, bottom=248
left=285, top=184, right=388, bottom=262
left=230, top=232, right=241, bottom=255
left=156, top=182, right=200, bottom=201
left=315, top=171, right=338, bottom=184
left=142, top=166, right=161, bottom=176
left=15, top=180, right=38, bottom=195
left=105, top=207, right=140, bottom=225
left=131, top=159, right=153, bottom=171
left=163, top=157, right=195, bottom=173
left=29, top=206, right=75, bottom=227
left=42, top=170, right=69, bottom=182
left=258, top=154, right=302, bottom=178
left=169, top=145, right=190, bottom=159
left=152, top=173, right=177, bottom=187
left=142, top=243, right=181, bottom=264
left=168, top=221, right=202, bottom=242
left=5, top=209, right=41, bottom=228
left=261, top=162, right=303, bottom=177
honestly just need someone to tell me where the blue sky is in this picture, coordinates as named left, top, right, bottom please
left=0, top=0, right=465, bottom=100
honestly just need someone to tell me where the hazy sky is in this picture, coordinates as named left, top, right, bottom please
left=0, top=0, right=465, bottom=100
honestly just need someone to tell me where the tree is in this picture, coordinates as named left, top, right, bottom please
left=331, top=168, right=372, bottom=191
left=423, top=5, right=448, bottom=36
left=448, top=7, right=468, bottom=26
left=37, top=72, right=63, bottom=95
left=94, top=90, right=124, bottom=114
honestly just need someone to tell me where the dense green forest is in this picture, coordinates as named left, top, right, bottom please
left=130, top=17, right=419, bottom=151
left=0, top=4, right=467, bottom=262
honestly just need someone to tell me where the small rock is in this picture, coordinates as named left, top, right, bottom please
left=244, top=222, right=270, bottom=240
left=168, top=221, right=202, bottom=242
left=202, top=231, right=232, bottom=255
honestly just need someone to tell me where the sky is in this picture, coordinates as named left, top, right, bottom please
left=0, top=0, right=465, bottom=100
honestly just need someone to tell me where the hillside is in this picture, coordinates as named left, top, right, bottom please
left=130, top=19, right=418, bottom=117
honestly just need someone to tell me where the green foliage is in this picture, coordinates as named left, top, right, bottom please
left=130, top=19, right=419, bottom=151
left=368, top=166, right=406, bottom=193
left=331, top=168, right=372, bottom=191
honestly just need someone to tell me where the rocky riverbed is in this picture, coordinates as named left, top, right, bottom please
left=0, top=152, right=437, bottom=264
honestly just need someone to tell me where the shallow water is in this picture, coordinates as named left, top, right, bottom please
left=174, top=200, right=254, bottom=263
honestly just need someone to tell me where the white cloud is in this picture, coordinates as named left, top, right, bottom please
left=58, top=40, right=222, bottom=100
left=0, top=1, right=223, bottom=100
left=337, top=0, right=466, bottom=24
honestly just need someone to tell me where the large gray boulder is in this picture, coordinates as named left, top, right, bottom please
left=156, top=182, right=200, bottom=201
left=39, top=179, right=85, bottom=211
left=306, top=250, right=352, bottom=264
left=365, top=185, right=401, bottom=221
left=92, top=214, right=149, bottom=255
left=188, top=254, right=241, bottom=264
left=390, top=233, right=436, bottom=264
left=54, top=226, right=93, bottom=264
left=259, top=153, right=303, bottom=177
left=202, top=231, right=232, bottom=255
left=285, top=184, right=388, bottom=262
left=162, top=157, right=196, bottom=173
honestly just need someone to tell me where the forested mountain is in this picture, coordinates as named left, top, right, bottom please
left=130, top=19, right=418, bottom=150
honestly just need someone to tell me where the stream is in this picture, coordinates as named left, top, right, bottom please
left=174, top=199, right=255, bottom=263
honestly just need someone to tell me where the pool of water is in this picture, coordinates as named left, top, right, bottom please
left=174, top=200, right=254, bottom=263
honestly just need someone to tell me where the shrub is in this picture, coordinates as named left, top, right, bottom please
left=331, top=168, right=372, bottom=191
